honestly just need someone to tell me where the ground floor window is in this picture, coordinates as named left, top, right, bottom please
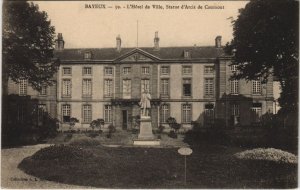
left=182, top=104, right=192, bottom=123
left=62, top=104, right=71, bottom=122
left=251, top=103, right=262, bottom=123
left=160, top=104, right=170, bottom=123
left=83, top=105, right=92, bottom=123
left=38, top=104, right=47, bottom=124
left=104, top=105, right=112, bottom=123
left=204, top=103, right=214, bottom=126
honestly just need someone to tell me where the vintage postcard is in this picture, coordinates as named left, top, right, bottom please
left=2, top=0, right=298, bottom=189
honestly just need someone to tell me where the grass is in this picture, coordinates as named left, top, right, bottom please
left=18, top=144, right=297, bottom=188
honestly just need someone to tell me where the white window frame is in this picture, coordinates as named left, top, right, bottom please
left=141, top=66, right=150, bottom=74
left=204, top=78, right=214, bottom=97
left=141, top=79, right=150, bottom=94
left=231, top=104, right=240, bottom=116
left=161, top=66, right=170, bottom=75
left=204, top=66, right=214, bottom=74
left=252, top=79, right=262, bottom=95
left=160, top=104, right=170, bottom=123
left=123, top=79, right=131, bottom=99
left=62, top=79, right=71, bottom=97
left=231, top=65, right=238, bottom=72
left=19, top=79, right=28, bottom=96
left=82, top=104, right=92, bottom=123
left=123, top=67, right=131, bottom=75
left=62, top=104, right=71, bottom=123
left=84, top=52, right=92, bottom=60
left=104, top=67, right=113, bottom=76
left=104, top=105, right=112, bottom=123
left=182, top=65, right=192, bottom=75
left=182, top=104, right=192, bottom=123
left=230, top=80, right=239, bottom=95
left=160, top=79, right=169, bottom=96
left=83, top=67, right=92, bottom=75
left=104, top=79, right=113, bottom=97
left=182, top=78, right=192, bottom=97
left=82, top=79, right=92, bottom=97
left=39, top=85, right=47, bottom=96
left=62, top=67, right=72, bottom=75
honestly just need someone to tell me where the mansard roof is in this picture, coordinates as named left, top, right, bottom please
left=54, top=46, right=226, bottom=62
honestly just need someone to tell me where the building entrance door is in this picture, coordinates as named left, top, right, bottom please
left=122, top=110, right=128, bottom=130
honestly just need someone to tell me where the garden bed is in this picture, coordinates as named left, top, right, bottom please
left=18, top=144, right=297, bottom=188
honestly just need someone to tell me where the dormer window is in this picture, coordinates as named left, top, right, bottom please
left=84, top=52, right=92, bottom=60
left=184, top=51, right=191, bottom=59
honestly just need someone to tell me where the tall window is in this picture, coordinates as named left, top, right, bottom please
left=182, top=79, right=192, bottom=97
left=82, top=79, right=92, bottom=97
left=230, top=80, right=239, bottom=95
left=17, top=105, right=25, bottom=122
left=84, top=52, right=92, bottom=60
left=231, top=104, right=240, bottom=116
left=83, top=67, right=92, bottom=75
left=104, top=67, right=113, bottom=76
left=204, top=104, right=214, bottom=125
left=104, top=105, right=112, bottom=123
left=160, top=79, right=169, bottom=96
left=204, top=78, right=214, bottom=96
left=182, top=66, right=192, bottom=75
left=104, top=79, right=113, bottom=97
left=62, top=104, right=71, bottom=122
left=123, top=67, right=131, bottom=75
left=63, top=67, right=71, bottom=75
left=142, top=67, right=150, bottom=74
left=252, top=79, right=261, bottom=94
left=19, top=79, right=27, bottom=96
left=231, top=65, right=238, bottom=72
left=204, top=66, right=214, bottom=74
left=40, top=86, right=47, bottom=96
left=123, top=79, right=131, bottom=99
left=160, top=104, right=170, bottom=123
left=161, top=66, right=170, bottom=75
left=62, top=79, right=71, bottom=97
left=141, top=79, right=150, bottom=93
left=251, top=103, right=262, bottom=123
left=182, top=104, right=192, bottom=123
left=38, top=104, right=47, bottom=124
left=83, top=105, right=92, bottom=123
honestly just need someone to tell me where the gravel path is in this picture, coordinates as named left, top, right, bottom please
left=1, top=144, right=91, bottom=189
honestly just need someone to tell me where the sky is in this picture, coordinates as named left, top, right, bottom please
left=34, top=1, right=248, bottom=48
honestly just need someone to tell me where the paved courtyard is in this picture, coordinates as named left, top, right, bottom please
left=1, top=144, right=89, bottom=189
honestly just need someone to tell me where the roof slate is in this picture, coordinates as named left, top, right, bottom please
left=54, top=46, right=226, bottom=61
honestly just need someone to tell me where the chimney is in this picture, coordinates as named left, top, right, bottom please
left=116, top=35, right=122, bottom=52
left=215, top=36, right=222, bottom=48
left=55, top=33, right=65, bottom=50
left=154, top=31, right=160, bottom=51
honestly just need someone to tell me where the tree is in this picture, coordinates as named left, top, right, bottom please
left=69, top=117, right=79, bottom=129
left=90, top=119, right=104, bottom=131
left=225, top=0, right=299, bottom=114
left=2, top=1, right=57, bottom=92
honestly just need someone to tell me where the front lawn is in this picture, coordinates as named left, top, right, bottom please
left=18, top=144, right=297, bottom=188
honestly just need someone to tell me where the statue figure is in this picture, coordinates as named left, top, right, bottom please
left=139, top=89, right=151, bottom=117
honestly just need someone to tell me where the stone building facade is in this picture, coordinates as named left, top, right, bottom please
left=8, top=33, right=274, bottom=130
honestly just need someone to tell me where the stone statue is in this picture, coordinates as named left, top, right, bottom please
left=139, top=89, right=151, bottom=117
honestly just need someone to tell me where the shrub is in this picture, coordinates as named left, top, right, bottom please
left=167, top=117, right=181, bottom=134
left=31, top=145, right=95, bottom=161
left=86, top=132, right=100, bottom=138
left=158, top=125, right=165, bottom=134
left=234, top=148, right=298, bottom=164
left=107, top=124, right=116, bottom=138
left=90, top=119, right=104, bottom=131
left=69, top=117, right=79, bottom=129
left=168, top=130, right=177, bottom=139
left=69, top=136, right=101, bottom=147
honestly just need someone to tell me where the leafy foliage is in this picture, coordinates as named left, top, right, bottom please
left=2, top=1, right=57, bottom=91
left=69, top=117, right=79, bottom=128
left=225, top=0, right=299, bottom=114
left=90, top=118, right=104, bottom=131
left=166, top=117, right=181, bottom=133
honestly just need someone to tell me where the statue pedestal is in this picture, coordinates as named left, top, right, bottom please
left=133, top=116, right=160, bottom=146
